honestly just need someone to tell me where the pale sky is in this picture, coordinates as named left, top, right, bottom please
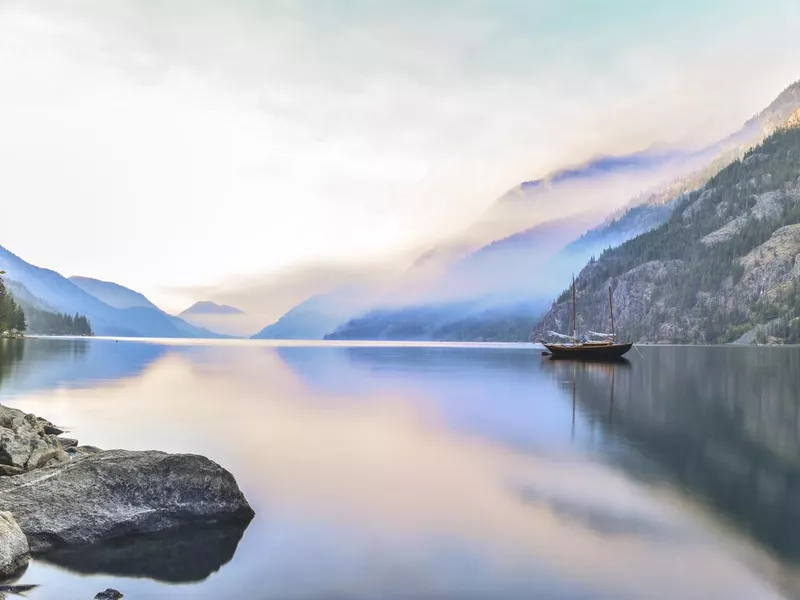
left=0, top=0, right=799, bottom=313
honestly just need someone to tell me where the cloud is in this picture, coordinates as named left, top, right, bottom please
left=0, top=0, right=798, bottom=311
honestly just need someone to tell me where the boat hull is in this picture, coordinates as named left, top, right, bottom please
left=542, top=342, right=633, bottom=361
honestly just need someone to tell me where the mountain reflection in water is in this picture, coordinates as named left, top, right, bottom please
left=546, top=346, right=800, bottom=563
left=1, top=340, right=800, bottom=599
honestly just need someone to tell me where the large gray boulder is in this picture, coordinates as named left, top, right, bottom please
left=0, top=449, right=254, bottom=552
left=0, top=511, right=29, bottom=578
left=0, top=405, right=69, bottom=473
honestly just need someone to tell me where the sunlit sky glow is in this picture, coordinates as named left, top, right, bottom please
left=1, top=0, right=799, bottom=313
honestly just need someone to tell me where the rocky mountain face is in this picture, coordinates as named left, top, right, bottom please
left=534, top=111, right=800, bottom=344
left=567, top=80, right=800, bottom=269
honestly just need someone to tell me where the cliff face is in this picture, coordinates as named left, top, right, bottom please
left=534, top=112, right=800, bottom=344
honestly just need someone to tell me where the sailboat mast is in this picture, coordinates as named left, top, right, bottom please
left=572, top=274, right=577, bottom=341
left=608, top=285, right=615, bottom=340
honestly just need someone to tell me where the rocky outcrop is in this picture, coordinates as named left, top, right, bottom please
left=681, top=186, right=716, bottom=221
left=701, top=189, right=794, bottom=246
left=732, top=224, right=800, bottom=306
left=0, top=449, right=254, bottom=552
left=0, top=511, right=28, bottom=578
left=0, top=405, right=70, bottom=474
left=535, top=112, right=800, bottom=344
left=534, top=260, right=685, bottom=341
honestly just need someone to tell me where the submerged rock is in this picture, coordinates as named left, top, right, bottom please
left=0, top=511, right=29, bottom=578
left=0, top=449, right=254, bottom=552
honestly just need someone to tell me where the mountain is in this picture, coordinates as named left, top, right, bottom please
left=330, top=80, right=800, bottom=342
left=556, top=80, right=800, bottom=273
left=68, top=275, right=228, bottom=339
left=68, top=276, right=157, bottom=310
left=180, top=301, right=244, bottom=316
left=252, top=284, right=376, bottom=340
left=256, top=79, right=800, bottom=343
left=178, top=301, right=254, bottom=337
left=325, top=298, right=549, bottom=342
left=261, top=142, right=713, bottom=342
left=0, top=246, right=227, bottom=338
left=0, top=246, right=139, bottom=336
left=534, top=109, right=800, bottom=344
left=415, top=147, right=706, bottom=271
left=325, top=214, right=598, bottom=341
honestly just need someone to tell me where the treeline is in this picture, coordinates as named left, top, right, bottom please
left=0, top=275, right=26, bottom=332
left=326, top=300, right=548, bottom=342
left=24, top=306, right=93, bottom=336
left=0, top=273, right=93, bottom=336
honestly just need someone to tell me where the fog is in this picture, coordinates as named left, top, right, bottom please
left=1, top=0, right=800, bottom=318
left=189, top=139, right=745, bottom=336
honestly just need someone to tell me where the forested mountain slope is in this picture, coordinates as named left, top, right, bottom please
left=534, top=110, right=800, bottom=344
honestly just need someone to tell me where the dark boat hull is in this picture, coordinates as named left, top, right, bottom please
left=542, top=342, right=633, bottom=361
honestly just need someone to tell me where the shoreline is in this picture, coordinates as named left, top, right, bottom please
left=0, top=403, right=254, bottom=596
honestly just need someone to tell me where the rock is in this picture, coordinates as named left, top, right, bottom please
left=69, top=446, right=102, bottom=459
left=57, top=437, right=79, bottom=448
left=0, top=465, right=23, bottom=477
left=41, top=423, right=64, bottom=436
left=0, top=584, right=38, bottom=593
left=0, top=449, right=254, bottom=552
left=0, top=511, right=29, bottom=578
left=0, top=405, right=69, bottom=473
left=94, top=589, right=123, bottom=599
left=732, top=317, right=785, bottom=344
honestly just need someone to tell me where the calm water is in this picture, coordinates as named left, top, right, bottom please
left=2, top=338, right=800, bottom=599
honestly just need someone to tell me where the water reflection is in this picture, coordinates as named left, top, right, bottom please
left=0, top=337, right=167, bottom=400
left=547, top=346, right=800, bottom=567
left=39, top=521, right=248, bottom=583
left=2, top=341, right=800, bottom=599
left=0, top=338, right=26, bottom=385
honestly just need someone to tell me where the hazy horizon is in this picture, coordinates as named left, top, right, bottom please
left=1, top=0, right=800, bottom=321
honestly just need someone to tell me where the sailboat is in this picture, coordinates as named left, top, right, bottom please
left=539, top=275, right=632, bottom=360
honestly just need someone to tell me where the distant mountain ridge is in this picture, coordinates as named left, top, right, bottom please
left=263, top=78, right=800, bottom=342
left=180, top=301, right=244, bottom=316
left=252, top=285, right=374, bottom=340
left=324, top=214, right=599, bottom=341
left=0, top=245, right=228, bottom=338
left=68, top=276, right=157, bottom=310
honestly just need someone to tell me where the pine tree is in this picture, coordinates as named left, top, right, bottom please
left=0, top=276, right=10, bottom=331
left=13, top=304, right=26, bottom=332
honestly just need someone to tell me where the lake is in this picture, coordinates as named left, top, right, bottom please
left=2, top=338, right=800, bottom=599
